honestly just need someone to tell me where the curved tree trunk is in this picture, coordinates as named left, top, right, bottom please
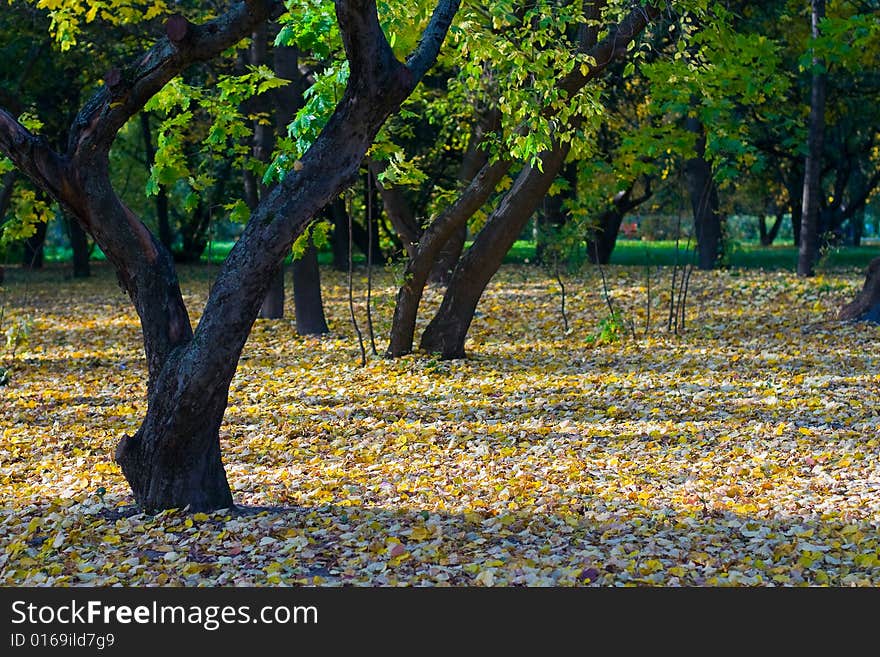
left=420, top=144, right=570, bottom=358
left=0, top=0, right=460, bottom=512
left=385, top=159, right=511, bottom=357
left=839, top=257, right=880, bottom=323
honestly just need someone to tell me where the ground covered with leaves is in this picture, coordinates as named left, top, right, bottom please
left=1, top=261, right=879, bottom=586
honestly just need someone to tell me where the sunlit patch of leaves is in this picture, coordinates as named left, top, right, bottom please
left=1, top=264, right=879, bottom=586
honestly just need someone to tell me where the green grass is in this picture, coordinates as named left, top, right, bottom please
left=32, top=237, right=880, bottom=272
left=608, top=239, right=880, bottom=270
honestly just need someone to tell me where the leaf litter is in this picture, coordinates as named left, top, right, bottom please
left=1, top=264, right=879, bottom=586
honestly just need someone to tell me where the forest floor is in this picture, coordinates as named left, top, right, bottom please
left=1, top=262, right=879, bottom=586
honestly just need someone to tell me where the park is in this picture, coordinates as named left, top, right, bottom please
left=1, top=0, right=879, bottom=588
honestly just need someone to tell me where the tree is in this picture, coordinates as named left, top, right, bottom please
left=386, top=1, right=672, bottom=358
left=840, top=256, right=880, bottom=323
left=0, top=0, right=460, bottom=511
left=798, top=0, right=827, bottom=277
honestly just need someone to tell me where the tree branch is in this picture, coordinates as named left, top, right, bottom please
left=560, top=2, right=661, bottom=95
left=405, top=0, right=461, bottom=82
left=0, top=110, right=69, bottom=207
left=70, top=0, right=284, bottom=160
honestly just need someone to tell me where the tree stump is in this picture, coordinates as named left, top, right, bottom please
left=839, top=257, right=880, bottom=323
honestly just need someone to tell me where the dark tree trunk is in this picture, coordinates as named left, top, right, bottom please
left=586, top=208, right=624, bottom=265
left=758, top=212, right=784, bottom=247
left=429, top=108, right=501, bottom=284
left=430, top=224, right=465, bottom=284
left=420, top=144, right=570, bottom=359
left=260, top=267, right=285, bottom=318
left=535, top=188, right=566, bottom=265
left=385, top=159, right=511, bottom=357
left=328, top=198, right=351, bottom=270
left=66, top=213, right=91, bottom=277
left=251, top=25, right=283, bottom=320
left=116, top=357, right=234, bottom=512
left=22, top=217, right=47, bottom=269
left=798, top=0, right=826, bottom=278
left=0, top=170, right=13, bottom=283
left=140, top=112, right=172, bottom=249
left=684, top=117, right=723, bottom=271
left=839, top=257, right=880, bottom=323
left=292, top=238, right=329, bottom=335
left=176, top=201, right=211, bottom=263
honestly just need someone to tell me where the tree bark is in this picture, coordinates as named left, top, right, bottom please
left=798, top=0, right=827, bottom=278
left=328, top=198, right=351, bottom=270
left=420, top=144, right=571, bottom=358
left=292, top=237, right=329, bottom=335
left=758, top=212, right=784, bottom=247
left=66, top=213, right=91, bottom=277
left=839, top=257, right=880, bottom=323
left=385, top=159, right=511, bottom=357
left=684, top=117, right=723, bottom=270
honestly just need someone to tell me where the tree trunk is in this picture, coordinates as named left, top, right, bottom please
left=116, top=353, right=234, bottom=512
left=684, top=117, right=723, bottom=271
left=535, top=188, right=566, bottom=265
left=292, top=238, right=329, bottom=335
left=839, top=257, right=880, bottom=323
left=252, top=25, right=283, bottom=319
left=420, top=144, right=570, bottom=358
left=329, top=198, right=351, bottom=270
left=140, top=112, right=172, bottom=249
left=429, top=224, right=465, bottom=285
left=385, top=159, right=511, bottom=357
left=0, top=170, right=14, bottom=283
left=66, top=213, right=90, bottom=277
left=259, top=267, right=285, bottom=318
left=22, top=217, right=47, bottom=269
left=798, top=0, right=827, bottom=278
left=758, top=212, right=784, bottom=247
left=586, top=208, right=624, bottom=265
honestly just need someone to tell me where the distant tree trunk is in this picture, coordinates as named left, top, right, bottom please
left=385, top=159, right=511, bottom=357
left=0, top=171, right=14, bottom=283
left=66, top=213, right=90, bottom=277
left=292, top=237, right=329, bottom=335
left=758, top=212, right=784, bottom=247
left=839, top=257, right=880, bottom=323
left=798, top=0, right=826, bottom=278
left=420, top=144, right=571, bottom=358
left=140, top=112, right=172, bottom=249
left=329, top=198, right=351, bottom=270
left=22, top=217, right=47, bottom=269
left=684, top=117, right=723, bottom=270
left=535, top=187, right=566, bottom=265
left=587, top=208, right=624, bottom=265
